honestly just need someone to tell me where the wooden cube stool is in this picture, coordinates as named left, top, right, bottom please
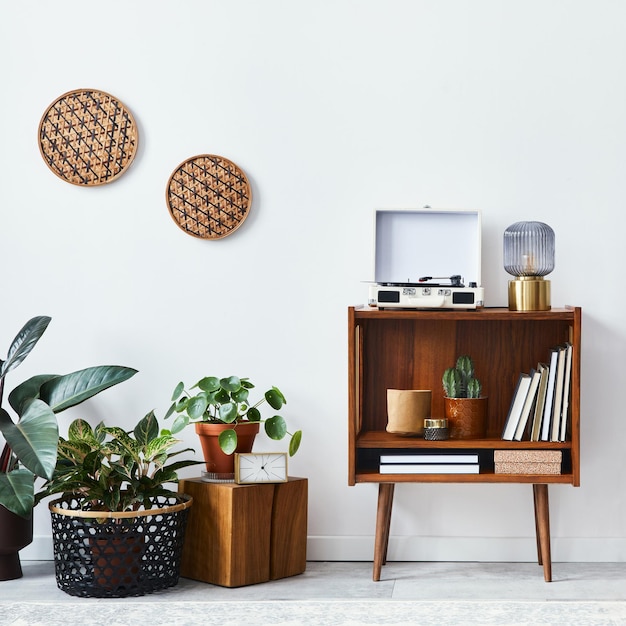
left=178, top=477, right=307, bottom=587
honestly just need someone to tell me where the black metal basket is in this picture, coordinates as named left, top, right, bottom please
left=49, top=494, right=192, bottom=598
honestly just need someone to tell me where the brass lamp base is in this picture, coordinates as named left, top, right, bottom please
left=508, top=277, right=551, bottom=311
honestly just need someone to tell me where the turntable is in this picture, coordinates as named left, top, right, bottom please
left=367, top=208, right=484, bottom=310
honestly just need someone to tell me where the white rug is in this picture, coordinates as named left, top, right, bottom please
left=3, top=600, right=626, bottom=626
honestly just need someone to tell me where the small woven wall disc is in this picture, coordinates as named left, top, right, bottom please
left=38, top=89, right=138, bottom=186
left=166, top=154, right=252, bottom=239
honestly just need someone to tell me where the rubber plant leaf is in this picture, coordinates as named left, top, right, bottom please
left=37, top=365, right=138, bottom=413
left=0, top=401, right=58, bottom=479
left=8, top=374, right=58, bottom=415
left=0, top=468, right=35, bottom=518
left=0, top=316, right=51, bottom=378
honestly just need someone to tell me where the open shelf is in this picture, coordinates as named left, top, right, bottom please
left=348, top=306, right=581, bottom=487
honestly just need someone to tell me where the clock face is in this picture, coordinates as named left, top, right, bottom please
left=235, top=453, right=288, bottom=484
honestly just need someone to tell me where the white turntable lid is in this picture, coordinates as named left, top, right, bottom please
left=373, top=209, right=482, bottom=286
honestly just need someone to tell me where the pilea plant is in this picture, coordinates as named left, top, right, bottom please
left=165, top=376, right=302, bottom=456
left=442, top=355, right=482, bottom=399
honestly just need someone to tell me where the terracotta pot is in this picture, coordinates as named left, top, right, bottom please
left=444, top=397, right=488, bottom=439
left=0, top=505, right=33, bottom=581
left=195, top=421, right=260, bottom=476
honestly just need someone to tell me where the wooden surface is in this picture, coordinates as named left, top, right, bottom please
left=533, top=484, right=552, bottom=582
left=269, top=477, right=308, bottom=580
left=348, top=306, right=581, bottom=485
left=178, top=477, right=307, bottom=587
left=348, top=306, right=581, bottom=582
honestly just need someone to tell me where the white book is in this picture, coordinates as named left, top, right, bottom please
left=540, top=349, right=559, bottom=441
left=513, top=368, right=541, bottom=441
left=550, top=346, right=567, bottom=442
left=530, top=363, right=549, bottom=442
left=379, top=454, right=479, bottom=464
left=501, top=373, right=532, bottom=441
left=558, top=343, right=573, bottom=442
left=379, top=464, right=480, bottom=474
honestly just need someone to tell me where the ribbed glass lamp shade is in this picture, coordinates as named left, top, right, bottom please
left=503, top=221, right=555, bottom=311
left=503, top=221, right=555, bottom=277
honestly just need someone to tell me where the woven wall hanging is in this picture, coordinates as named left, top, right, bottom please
left=166, top=154, right=252, bottom=239
left=38, top=88, right=138, bottom=186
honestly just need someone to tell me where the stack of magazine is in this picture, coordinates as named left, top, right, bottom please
left=501, top=343, right=573, bottom=442
left=379, top=452, right=480, bottom=474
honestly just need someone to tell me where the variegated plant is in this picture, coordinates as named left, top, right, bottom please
left=36, top=411, right=199, bottom=512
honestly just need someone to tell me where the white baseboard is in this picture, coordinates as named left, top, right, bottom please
left=21, top=534, right=626, bottom=563
left=21, top=536, right=54, bottom=561
left=305, top=536, right=626, bottom=563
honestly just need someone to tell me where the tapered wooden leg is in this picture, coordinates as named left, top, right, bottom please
left=381, top=483, right=395, bottom=566
left=532, top=484, right=543, bottom=566
left=373, top=483, right=395, bottom=581
left=533, top=484, right=552, bottom=582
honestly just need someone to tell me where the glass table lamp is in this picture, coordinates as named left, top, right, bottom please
left=503, top=221, right=555, bottom=311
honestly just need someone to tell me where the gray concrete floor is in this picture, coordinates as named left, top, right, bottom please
left=5, top=560, right=626, bottom=603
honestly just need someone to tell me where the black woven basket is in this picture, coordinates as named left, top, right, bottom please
left=49, top=494, right=192, bottom=598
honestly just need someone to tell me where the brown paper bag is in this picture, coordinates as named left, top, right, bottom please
left=386, top=389, right=432, bottom=436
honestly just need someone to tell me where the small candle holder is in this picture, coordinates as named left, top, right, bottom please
left=423, top=418, right=449, bottom=441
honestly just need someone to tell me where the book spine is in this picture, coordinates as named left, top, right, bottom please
left=540, top=349, right=559, bottom=441
left=379, top=454, right=479, bottom=464
left=379, top=464, right=480, bottom=474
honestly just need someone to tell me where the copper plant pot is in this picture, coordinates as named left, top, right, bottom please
left=0, top=505, right=33, bottom=581
left=195, top=421, right=260, bottom=475
left=444, top=397, right=488, bottom=439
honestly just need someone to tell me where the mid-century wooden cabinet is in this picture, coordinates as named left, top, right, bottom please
left=348, top=305, right=581, bottom=582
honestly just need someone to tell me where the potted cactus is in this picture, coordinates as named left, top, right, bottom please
left=442, top=355, right=487, bottom=439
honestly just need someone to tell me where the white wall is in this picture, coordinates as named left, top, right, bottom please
left=2, top=0, right=625, bottom=563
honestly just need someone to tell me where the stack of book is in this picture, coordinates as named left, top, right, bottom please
left=379, top=453, right=480, bottom=474
left=501, top=343, right=573, bottom=442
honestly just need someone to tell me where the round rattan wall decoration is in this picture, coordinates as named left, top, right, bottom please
left=38, top=88, right=138, bottom=186
left=166, top=154, right=252, bottom=239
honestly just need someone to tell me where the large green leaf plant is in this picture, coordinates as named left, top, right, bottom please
left=0, top=316, right=137, bottom=517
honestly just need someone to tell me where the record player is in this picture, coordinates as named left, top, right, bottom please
left=367, top=208, right=484, bottom=310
